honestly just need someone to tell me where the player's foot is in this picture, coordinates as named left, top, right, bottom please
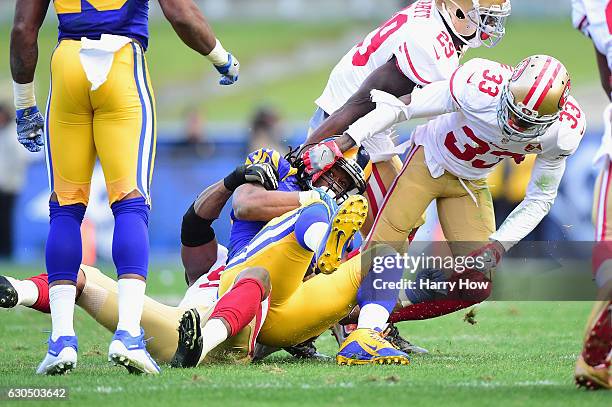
left=0, top=276, right=18, bottom=309
left=284, top=337, right=331, bottom=361
left=383, top=323, right=429, bottom=354
left=171, top=309, right=203, bottom=368
left=336, top=328, right=410, bottom=366
left=575, top=355, right=611, bottom=390
left=36, top=335, right=78, bottom=375
left=108, top=329, right=160, bottom=375
left=316, top=195, right=367, bottom=274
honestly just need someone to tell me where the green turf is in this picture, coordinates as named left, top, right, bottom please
left=0, top=265, right=608, bottom=406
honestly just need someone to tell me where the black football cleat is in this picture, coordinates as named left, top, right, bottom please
left=0, top=276, right=18, bottom=309
left=170, top=309, right=203, bottom=368
left=383, top=323, right=429, bottom=354
left=284, top=337, right=331, bottom=361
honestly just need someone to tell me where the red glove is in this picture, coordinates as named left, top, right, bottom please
left=301, top=140, right=342, bottom=175
left=468, top=241, right=505, bottom=273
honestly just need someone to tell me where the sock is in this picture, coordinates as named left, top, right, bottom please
left=111, top=197, right=150, bottom=279
left=198, top=319, right=229, bottom=364
left=27, top=274, right=51, bottom=313
left=49, top=285, right=76, bottom=341
left=5, top=276, right=39, bottom=307
left=356, top=250, right=404, bottom=330
left=210, top=278, right=266, bottom=336
left=116, top=278, right=146, bottom=337
left=46, top=202, right=86, bottom=284
left=294, top=203, right=331, bottom=251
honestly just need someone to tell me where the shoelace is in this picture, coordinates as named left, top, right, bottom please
left=367, top=330, right=391, bottom=347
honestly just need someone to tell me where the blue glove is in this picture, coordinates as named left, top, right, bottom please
left=312, top=187, right=339, bottom=213
left=16, top=106, right=45, bottom=152
left=214, top=53, right=240, bottom=86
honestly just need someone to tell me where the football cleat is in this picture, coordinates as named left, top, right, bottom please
left=284, top=337, right=331, bottom=361
left=575, top=356, right=611, bottom=390
left=108, top=329, right=160, bottom=375
left=316, top=195, right=368, bottom=275
left=336, top=328, right=410, bottom=366
left=0, top=276, right=18, bottom=309
left=383, top=323, right=429, bottom=354
left=36, top=335, right=78, bottom=375
left=171, top=309, right=203, bottom=368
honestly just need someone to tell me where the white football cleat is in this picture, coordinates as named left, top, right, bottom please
left=36, top=336, right=78, bottom=375
left=108, top=329, right=160, bottom=375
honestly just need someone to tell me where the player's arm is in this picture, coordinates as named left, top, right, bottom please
left=594, top=46, right=612, bottom=100
left=158, top=0, right=239, bottom=85
left=232, top=185, right=325, bottom=222
left=181, top=163, right=278, bottom=283
left=306, top=57, right=417, bottom=147
left=10, top=0, right=50, bottom=153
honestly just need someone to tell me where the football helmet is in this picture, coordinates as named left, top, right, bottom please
left=498, top=55, right=571, bottom=142
left=436, top=0, right=511, bottom=48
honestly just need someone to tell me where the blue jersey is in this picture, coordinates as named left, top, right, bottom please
left=54, top=0, right=150, bottom=49
left=228, top=149, right=301, bottom=260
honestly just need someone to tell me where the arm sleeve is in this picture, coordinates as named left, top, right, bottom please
left=344, top=82, right=456, bottom=146
left=490, top=156, right=567, bottom=250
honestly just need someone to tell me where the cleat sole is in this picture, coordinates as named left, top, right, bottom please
left=0, top=276, right=18, bottom=308
left=317, top=195, right=368, bottom=275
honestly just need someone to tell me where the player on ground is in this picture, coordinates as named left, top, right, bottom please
left=303, top=0, right=511, bottom=232
left=10, top=0, right=240, bottom=375
left=571, top=0, right=612, bottom=390
left=325, top=55, right=586, bottom=363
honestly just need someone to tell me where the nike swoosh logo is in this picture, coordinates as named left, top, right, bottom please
left=366, top=343, right=378, bottom=351
left=335, top=230, right=345, bottom=253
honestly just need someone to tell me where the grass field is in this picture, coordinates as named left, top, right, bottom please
left=0, top=266, right=609, bottom=406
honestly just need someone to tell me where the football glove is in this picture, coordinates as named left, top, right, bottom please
left=302, top=140, right=342, bottom=175
left=224, top=162, right=279, bottom=192
left=468, top=241, right=505, bottom=274
left=16, top=106, right=45, bottom=152
left=404, top=268, right=448, bottom=304
left=214, top=53, right=240, bottom=86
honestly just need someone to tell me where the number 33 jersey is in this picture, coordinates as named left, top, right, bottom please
left=315, top=0, right=459, bottom=115
left=412, top=58, right=587, bottom=181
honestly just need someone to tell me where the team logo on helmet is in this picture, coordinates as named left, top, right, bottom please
left=558, top=79, right=571, bottom=109
left=511, top=58, right=530, bottom=82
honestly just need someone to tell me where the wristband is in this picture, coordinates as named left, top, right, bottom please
left=206, top=39, right=230, bottom=66
left=224, top=165, right=246, bottom=191
left=13, top=81, right=36, bottom=109
left=299, top=190, right=320, bottom=206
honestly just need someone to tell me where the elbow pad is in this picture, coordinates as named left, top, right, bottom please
left=181, top=203, right=215, bottom=247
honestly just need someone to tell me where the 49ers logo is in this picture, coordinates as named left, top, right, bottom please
left=511, top=58, right=530, bottom=82
left=558, top=79, right=571, bottom=109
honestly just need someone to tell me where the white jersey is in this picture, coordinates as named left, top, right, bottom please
left=178, top=245, right=228, bottom=309
left=315, top=0, right=460, bottom=162
left=572, top=0, right=612, bottom=167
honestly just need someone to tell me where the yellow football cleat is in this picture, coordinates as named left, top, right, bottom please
left=316, top=195, right=367, bottom=275
left=336, top=328, right=410, bottom=366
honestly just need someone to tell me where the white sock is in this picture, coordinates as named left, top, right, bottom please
left=49, top=285, right=77, bottom=341
left=6, top=277, right=39, bottom=306
left=303, top=222, right=328, bottom=252
left=357, top=303, right=390, bottom=331
left=116, top=278, right=146, bottom=337
left=198, top=318, right=229, bottom=364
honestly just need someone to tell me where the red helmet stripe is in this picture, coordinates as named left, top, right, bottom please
left=533, top=62, right=563, bottom=111
left=522, top=57, right=552, bottom=106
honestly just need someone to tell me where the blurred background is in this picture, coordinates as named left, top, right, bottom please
left=0, top=0, right=607, bottom=273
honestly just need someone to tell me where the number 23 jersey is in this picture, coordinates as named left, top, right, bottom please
left=412, top=58, right=587, bottom=181
left=315, top=0, right=460, bottom=115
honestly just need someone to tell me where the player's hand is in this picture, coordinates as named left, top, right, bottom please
left=214, top=53, right=240, bottom=86
left=244, top=162, right=279, bottom=190
left=224, top=162, right=279, bottom=191
left=468, top=241, right=505, bottom=274
left=301, top=140, right=342, bottom=175
left=16, top=106, right=44, bottom=152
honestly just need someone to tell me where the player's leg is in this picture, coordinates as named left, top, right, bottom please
left=38, top=40, right=96, bottom=375
left=91, top=42, right=158, bottom=374
left=172, top=267, right=271, bottom=367
left=575, top=162, right=612, bottom=389
left=351, top=146, right=438, bottom=348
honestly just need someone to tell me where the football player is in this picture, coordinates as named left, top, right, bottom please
left=300, top=0, right=511, bottom=356
left=322, top=54, right=586, bottom=364
left=303, top=0, right=511, bottom=233
left=10, top=0, right=240, bottom=375
left=571, top=0, right=612, bottom=390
